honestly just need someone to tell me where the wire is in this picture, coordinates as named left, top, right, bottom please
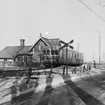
left=78, top=0, right=105, bottom=22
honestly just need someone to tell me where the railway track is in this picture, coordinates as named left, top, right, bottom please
left=82, top=70, right=105, bottom=90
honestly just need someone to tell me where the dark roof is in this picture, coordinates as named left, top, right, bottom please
left=18, top=46, right=31, bottom=54
left=49, top=38, right=60, bottom=46
left=42, top=37, right=60, bottom=47
left=41, top=37, right=52, bottom=46
left=0, top=46, right=31, bottom=59
left=30, top=36, right=60, bottom=52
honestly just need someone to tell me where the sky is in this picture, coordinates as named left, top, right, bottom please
left=0, top=0, right=105, bottom=62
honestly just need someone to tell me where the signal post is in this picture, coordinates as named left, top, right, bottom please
left=60, top=40, right=74, bottom=75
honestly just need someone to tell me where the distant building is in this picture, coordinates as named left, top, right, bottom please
left=0, top=39, right=32, bottom=66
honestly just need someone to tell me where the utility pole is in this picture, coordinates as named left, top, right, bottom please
left=103, top=53, right=105, bottom=63
left=66, top=46, right=68, bottom=75
left=77, top=43, right=79, bottom=52
left=99, top=31, right=101, bottom=64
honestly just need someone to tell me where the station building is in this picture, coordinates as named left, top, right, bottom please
left=0, top=35, right=60, bottom=67
left=30, top=34, right=60, bottom=63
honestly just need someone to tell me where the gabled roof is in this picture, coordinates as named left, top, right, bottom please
left=30, top=36, right=60, bottom=52
left=49, top=38, right=60, bottom=46
left=42, top=37, right=60, bottom=47
left=0, top=46, right=32, bottom=59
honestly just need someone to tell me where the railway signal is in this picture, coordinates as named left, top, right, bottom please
left=60, top=40, right=74, bottom=75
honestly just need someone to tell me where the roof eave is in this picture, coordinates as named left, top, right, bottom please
left=0, top=57, right=14, bottom=59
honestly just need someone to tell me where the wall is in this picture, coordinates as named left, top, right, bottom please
left=0, top=59, right=14, bottom=67
left=32, top=39, right=49, bottom=62
left=15, top=55, right=32, bottom=66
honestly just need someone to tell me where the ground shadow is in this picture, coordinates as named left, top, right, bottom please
left=11, top=78, right=39, bottom=105
left=62, top=74, right=104, bottom=105
left=36, top=75, right=54, bottom=105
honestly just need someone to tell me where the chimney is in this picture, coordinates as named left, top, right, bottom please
left=40, top=33, right=42, bottom=37
left=20, top=39, right=25, bottom=46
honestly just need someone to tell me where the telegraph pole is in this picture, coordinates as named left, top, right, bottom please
left=77, top=43, right=79, bottom=52
left=99, top=31, right=101, bottom=64
left=103, top=52, right=105, bottom=62
left=66, top=46, right=68, bottom=75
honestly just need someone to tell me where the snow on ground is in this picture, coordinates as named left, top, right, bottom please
left=0, top=67, right=105, bottom=104
left=0, top=78, right=17, bottom=104
left=0, top=78, right=16, bottom=89
left=92, top=67, right=105, bottom=73
left=0, top=76, right=37, bottom=104
left=0, top=94, right=12, bottom=104
left=0, top=78, right=17, bottom=102
left=51, top=74, right=65, bottom=88
left=35, top=74, right=46, bottom=93
left=0, top=67, right=103, bottom=98
left=68, top=67, right=105, bottom=82
left=30, top=75, right=47, bottom=105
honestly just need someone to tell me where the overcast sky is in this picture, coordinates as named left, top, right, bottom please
left=0, top=0, right=105, bottom=62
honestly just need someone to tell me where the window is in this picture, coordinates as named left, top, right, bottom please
left=75, top=54, right=76, bottom=58
left=69, top=52, right=72, bottom=58
left=40, top=45, right=44, bottom=51
left=43, top=49, right=46, bottom=54
left=17, top=56, right=21, bottom=61
left=24, top=56, right=27, bottom=62
left=55, top=50, right=59, bottom=55
left=39, top=42, right=45, bottom=51
left=47, top=49, right=50, bottom=55
left=51, top=50, right=54, bottom=55
left=22, top=56, right=24, bottom=62
left=81, top=54, right=83, bottom=59
left=51, top=49, right=59, bottom=55
left=77, top=54, right=79, bottom=59
left=80, top=54, right=81, bottom=59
